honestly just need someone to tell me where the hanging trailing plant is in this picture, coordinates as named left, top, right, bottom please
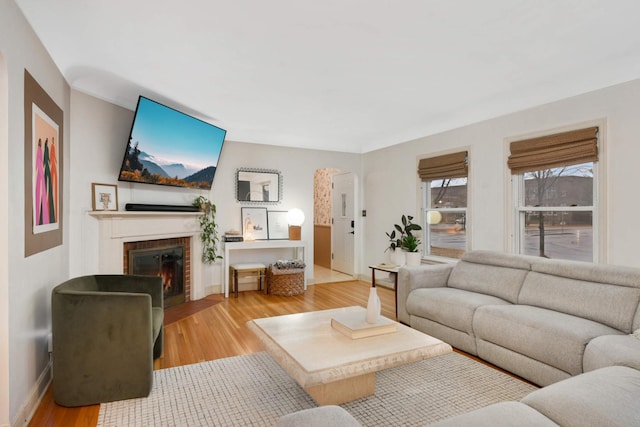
left=193, top=196, right=222, bottom=263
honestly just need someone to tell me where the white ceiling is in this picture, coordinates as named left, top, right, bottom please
left=14, top=0, right=640, bottom=153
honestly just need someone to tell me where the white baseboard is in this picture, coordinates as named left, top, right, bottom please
left=12, top=360, right=51, bottom=427
left=204, top=284, right=222, bottom=296
left=357, top=273, right=369, bottom=283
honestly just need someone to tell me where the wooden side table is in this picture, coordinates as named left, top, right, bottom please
left=368, top=264, right=400, bottom=316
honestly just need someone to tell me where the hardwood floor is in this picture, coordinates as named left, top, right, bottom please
left=29, top=280, right=396, bottom=427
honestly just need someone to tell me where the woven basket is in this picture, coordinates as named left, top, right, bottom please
left=267, top=266, right=305, bottom=296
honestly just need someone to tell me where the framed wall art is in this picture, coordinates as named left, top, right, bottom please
left=267, top=210, right=289, bottom=239
left=91, top=183, right=119, bottom=211
left=241, top=207, right=268, bottom=240
left=24, top=70, right=64, bottom=257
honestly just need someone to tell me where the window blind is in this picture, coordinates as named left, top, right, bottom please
left=508, top=127, right=598, bottom=174
left=418, top=151, right=468, bottom=181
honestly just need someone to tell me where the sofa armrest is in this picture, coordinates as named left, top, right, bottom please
left=583, top=334, right=640, bottom=372
left=397, top=264, right=454, bottom=324
left=95, top=274, right=164, bottom=309
left=521, top=366, right=640, bottom=427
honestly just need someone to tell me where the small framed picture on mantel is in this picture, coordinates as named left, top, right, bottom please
left=92, top=183, right=118, bottom=211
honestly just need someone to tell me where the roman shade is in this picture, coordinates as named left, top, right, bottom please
left=508, top=127, right=598, bottom=174
left=418, top=151, right=468, bottom=181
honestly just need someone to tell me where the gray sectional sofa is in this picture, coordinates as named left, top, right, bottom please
left=277, top=364, right=640, bottom=426
left=277, top=250, right=640, bottom=426
left=398, top=250, right=640, bottom=386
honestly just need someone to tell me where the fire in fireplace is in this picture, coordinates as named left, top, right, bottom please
left=127, top=242, right=187, bottom=308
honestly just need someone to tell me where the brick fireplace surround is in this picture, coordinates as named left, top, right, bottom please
left=88, top=211, right=206, bottom=302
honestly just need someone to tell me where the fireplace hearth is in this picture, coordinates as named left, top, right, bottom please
left=124, top=237, right=191, bottom=308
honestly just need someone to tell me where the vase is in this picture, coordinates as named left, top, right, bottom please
left=405, top=251, right=421, bottom=266
left=366, top=286, right=381, bottom=324
left=391, top=247, right=406, bottom=267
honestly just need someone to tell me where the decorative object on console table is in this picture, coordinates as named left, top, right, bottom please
left=91, top=183, right=118, bottom=211
left=267, top=210, right=289, bottom=240
left=193, top=196, right=222, bottom=263
left=224, top=230, right=244, bottom=242
left=331, top=311, right=397, bottom=339
left=242, top=207, right=268, bottom=241
left=287, top=208, right=305, bottom=240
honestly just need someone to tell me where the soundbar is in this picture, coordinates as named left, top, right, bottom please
left=125, top=203, right=200, bottom=212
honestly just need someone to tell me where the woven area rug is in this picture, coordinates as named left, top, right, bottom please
left=98, top=351, right=537, bottom=427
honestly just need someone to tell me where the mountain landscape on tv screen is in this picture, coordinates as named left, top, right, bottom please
left=119, top=141, right=215, bottom=189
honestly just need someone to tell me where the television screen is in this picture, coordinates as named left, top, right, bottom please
left=118, top=96, right=226, bottom=189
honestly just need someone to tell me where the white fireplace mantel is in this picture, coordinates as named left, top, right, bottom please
left=88, top=211, right=206, bottom=300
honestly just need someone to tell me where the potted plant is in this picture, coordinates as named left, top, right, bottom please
left=193, top=196, right=222, bottom=263
left=402, top=233, right=422, bottom=266
left=385, top=215, right=422, bottom=266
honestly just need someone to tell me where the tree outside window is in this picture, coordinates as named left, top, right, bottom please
left=517, top=162, right=595, bottom=262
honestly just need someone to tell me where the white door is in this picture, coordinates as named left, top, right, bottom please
left=331, top=172, right=355, bottom=275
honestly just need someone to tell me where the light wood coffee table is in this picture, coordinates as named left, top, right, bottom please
left=247, top=306, right=452, bottom=405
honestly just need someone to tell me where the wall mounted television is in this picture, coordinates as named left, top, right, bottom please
left=118, top=96, right=226, bottom=190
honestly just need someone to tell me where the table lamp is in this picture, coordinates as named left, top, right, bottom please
left=287, top=208, right=305, bottom=240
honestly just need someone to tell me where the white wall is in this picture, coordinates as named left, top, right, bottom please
left=69, top=91, right=363, bottom=287
left=362, top=79, right=640, bottom=269
left=0, top=1, right=71, bottom=425
left=0, top=48, right=9, bottom=427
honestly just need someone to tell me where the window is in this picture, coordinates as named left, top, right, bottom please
left=418, top=152, right=468, bottom=259
left=509, top=127, right=599, bottom=262
left=423, top=178, right=468, bottom=258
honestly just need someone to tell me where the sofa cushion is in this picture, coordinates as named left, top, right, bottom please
left=530, top=257, right=640, bottom=288
left=522, top=366, right=640, bottom=427
left=474, top=305, right=621, bottom=376
left=407, top=288, right=510, bottom=335
left=518, top=270, right=640, bottom=333
left=583, top=334, right=640, bottom=372
left=525, top=259, right=640, bottom=333
left=461, top=250, right=535, bottom=270
left=428, top=401, right=559, bottom=427
left=447, top=259, right=529, bottom=304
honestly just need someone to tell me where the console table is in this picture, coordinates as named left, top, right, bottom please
left=223, top=240, right=307, bottom=297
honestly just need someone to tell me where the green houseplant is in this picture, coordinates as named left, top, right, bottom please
left=387, top=214, right=422, bottom=250
left=401, top=233, right=421, bottom=253
left=385, top=215, right=422, bottom=265
left=193, top=196, right=222, bottom=263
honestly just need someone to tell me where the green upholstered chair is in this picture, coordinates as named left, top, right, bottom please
left=51, top=274, right=164, bottom=407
